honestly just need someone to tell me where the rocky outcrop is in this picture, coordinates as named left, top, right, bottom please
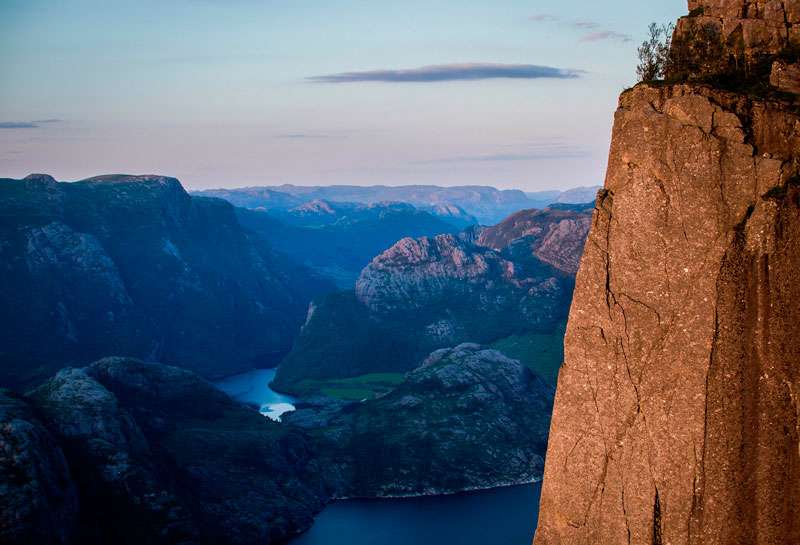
left=672, top=0, right=800, bottom=83
left=285, top=344, right=554, bottom=497
left=0, top=174, right=333, bottom=388
left=0, top=390, right=78, bottom=545
left=477, top=206, right=593, bottom=275
left=770, top=59, right=800, bottom=94
left=29, top=367, right=198, bottom=545
left=534, top=2, right=800, bottom=544
left=23, top=358, right=331, bottom=545
left=355, top=233, right=528, bottom=312
left=274, top=211, right=587, bottom=394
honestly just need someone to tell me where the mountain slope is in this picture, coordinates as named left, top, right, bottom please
left=237, top=202, right=464, bottom=287
left=17, top=358, right=331, bottom=545
left=273, top=206, right=591, bottom=395
left=534, top=2, right=800, bottom=544
left=285, top=344, right=554, bottom=497
left=0, top=174, right=333, bottom=388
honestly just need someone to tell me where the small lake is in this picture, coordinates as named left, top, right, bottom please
left=289, top=483, right=541, bottom=545
left=214, top=369, right=296, bottom=421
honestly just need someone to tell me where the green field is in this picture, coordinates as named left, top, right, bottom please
left=489, top=324, right=566, bottom=385
left=298, top=372, right=406, bottom=401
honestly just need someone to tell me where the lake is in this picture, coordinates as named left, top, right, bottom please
left=290, top=483, right=541, bottom=545
left=217, top=370, right=542, bottom=545
left=214, top=368, right=296, bottom=421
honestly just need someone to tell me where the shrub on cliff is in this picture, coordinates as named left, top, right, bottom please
left=636, top=23, right=674, bottom=82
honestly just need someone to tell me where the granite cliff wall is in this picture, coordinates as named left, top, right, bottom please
left=534, top=1, right=800, bottom=544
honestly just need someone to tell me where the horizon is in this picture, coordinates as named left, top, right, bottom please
left=9, top=171, right=600, bottom=195
left=1, top=0, right=684, bottom=191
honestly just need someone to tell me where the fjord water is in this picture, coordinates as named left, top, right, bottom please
left=214, top=369, right=296, bottom=420
left=290, top=483, right=541, bottom=545
left=219, top=370, right=542, bottom=545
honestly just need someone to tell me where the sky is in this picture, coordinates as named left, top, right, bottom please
left=0, top=0, right=685, bottom=191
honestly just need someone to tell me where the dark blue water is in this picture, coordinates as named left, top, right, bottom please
left=214, top=369, right=296, bottom=421
left=289, top=482, right=541, bottom=545
left=217, top=370, right=542, bottom=545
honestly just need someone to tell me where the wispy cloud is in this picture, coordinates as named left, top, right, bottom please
left=418, top=144, right=588, bottom=164
left=0, top=119, right=63, bottom=129
left=529, top=15, right=631, bottom=43
left=276, top=133, right=335, bottom=139
left=308, top=63, right=583, bottom=84
left=581, top=31, right=632, bottom=43
left=572, top=20, right=600, bottom=30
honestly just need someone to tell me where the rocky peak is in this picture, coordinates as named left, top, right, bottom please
left=22, top=173, right=58, bottom=186
left=355, top=234, right=519, bottom=311
left=477, top=207, right=592, bottom=275
left=286, top=344, right=555, bottom=498
left=291, top=199, right=337, bottom=215
left=673, top=0, right=800, bottom=86
left=78, top=173, right=185, bottom=188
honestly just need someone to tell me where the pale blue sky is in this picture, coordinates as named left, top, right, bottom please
left=0, top=0, right=685, bottom=190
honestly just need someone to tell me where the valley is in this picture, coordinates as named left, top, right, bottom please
left=7, top=1, right=797, bottom=544
left=0, top=172, right=594, bottom=545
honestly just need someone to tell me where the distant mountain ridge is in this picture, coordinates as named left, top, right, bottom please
left=237, top=200, right=468, bottom=288
left=0, top=174, right=333, bottom=388
left=194, top=184, right=600, bottom=225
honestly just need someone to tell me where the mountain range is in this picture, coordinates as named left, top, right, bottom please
left=0, top=174, right=333, bottom=388
left=237, top=201, right=469, bottom=288
left=0, top=171, right=598, bottom=544
left=195, top=184, right=598, bottom=225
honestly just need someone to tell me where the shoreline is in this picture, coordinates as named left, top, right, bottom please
left=333, top=476, right=543, bottom=501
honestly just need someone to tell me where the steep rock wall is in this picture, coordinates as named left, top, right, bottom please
left=534, top=2, right=800, bottom=544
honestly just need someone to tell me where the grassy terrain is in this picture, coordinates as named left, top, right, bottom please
left=489, top=322, right=567, bottom=385
left=297, top=373, right=406, bottom=401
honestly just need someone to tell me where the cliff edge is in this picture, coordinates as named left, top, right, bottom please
left=534, top=2, right=800, bottom=544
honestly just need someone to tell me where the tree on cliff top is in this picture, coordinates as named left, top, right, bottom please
left=636, top=23, right=674, bottom=82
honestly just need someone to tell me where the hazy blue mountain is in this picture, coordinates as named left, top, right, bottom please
left=0, top=174, right=334, bottom=388
left=237, top=201, right=470, bottom=287
left=524, top=186, right=600, bottom=208
left=197, top=184, right=539, bottom=225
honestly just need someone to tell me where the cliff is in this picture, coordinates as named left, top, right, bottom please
left=0, top=174, right=333, bottom=387
left=534, top=2, right=800, bottom=544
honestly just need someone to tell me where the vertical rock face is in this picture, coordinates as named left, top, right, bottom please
left=534, top=2, right=800, bottom=545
